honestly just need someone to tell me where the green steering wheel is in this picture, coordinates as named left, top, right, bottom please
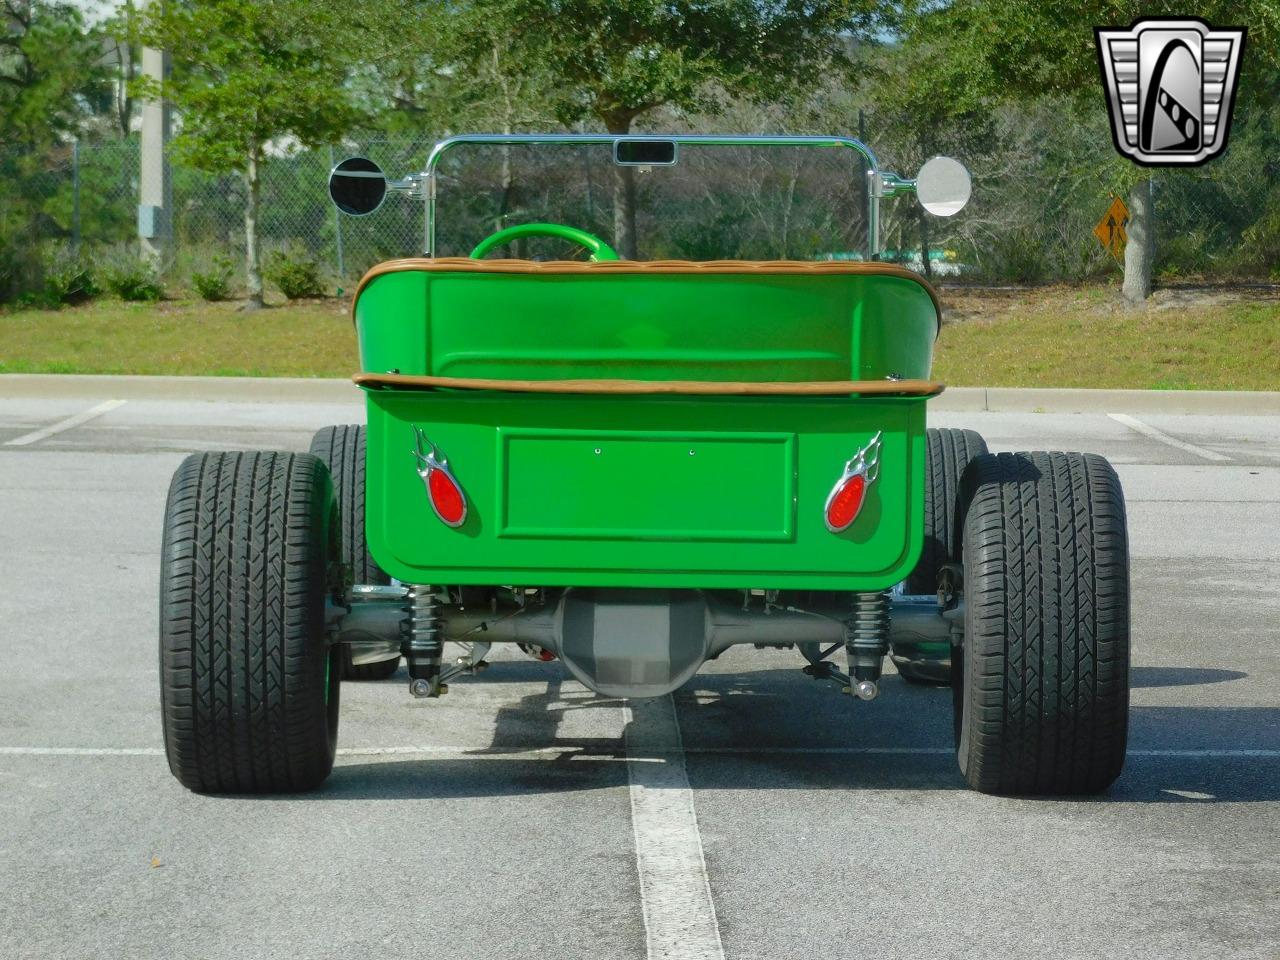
left=469, top=222, right=620, bottom=262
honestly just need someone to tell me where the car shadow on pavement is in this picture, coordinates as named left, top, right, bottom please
left=318, top=745, right=1280, bottom=804
left=309, top=666, right=1280, bottom=804
left=1130, top=666, right=1247, bottom=687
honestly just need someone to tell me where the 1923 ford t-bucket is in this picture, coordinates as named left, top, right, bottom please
left=159, top=135, right=1130, bottom=796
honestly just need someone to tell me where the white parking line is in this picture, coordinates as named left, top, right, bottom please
left=2, top=745, right=1279, bottom=758
left=1109, top=412, right=1232, bottom=462
left=3, top=399, right=126, bottom=447
left=0, top=746, right=163, bottom=756
left=624, top=697, right=726, bottom=960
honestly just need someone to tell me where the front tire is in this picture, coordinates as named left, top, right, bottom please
left=309, top=425, right=399, bottom=681
left=159, top=452, right=340, bottom=793
left=896, top=427, right=988, bottom=685
left=954, top=452, right=1130, bottom=795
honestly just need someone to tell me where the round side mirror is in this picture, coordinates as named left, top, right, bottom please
left=329, top=156, right=387, bottom=216
left=915, top=156, right=971, bottom=217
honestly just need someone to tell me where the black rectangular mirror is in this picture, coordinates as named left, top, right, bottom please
left=613, top=139, right=678, bottom=166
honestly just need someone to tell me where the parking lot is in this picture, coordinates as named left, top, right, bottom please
left=1, top=386, right=1278, bottom=960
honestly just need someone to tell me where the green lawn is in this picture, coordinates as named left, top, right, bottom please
left=932, top=286, right=1280, bottom=390
left=0, top=297, right=357, bottom=378
left=3, top=286, right=1278, bottom=389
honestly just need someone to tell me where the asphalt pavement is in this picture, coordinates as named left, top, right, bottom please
left=1, top=386, right=1278, bottom=960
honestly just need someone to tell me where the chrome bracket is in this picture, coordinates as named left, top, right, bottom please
left=386, top=173, right=426, bottom=199
left=873, top=171, right=917, bottom=199
left=439, top=641, right=492, bottom=686
left=411, top=425, right=450, bottom=478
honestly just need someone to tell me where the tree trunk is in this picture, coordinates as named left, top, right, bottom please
left=244, top=149, right=264, bottom=308
left=496, top=49, right=516, bottom=241
left=919, top=206, right=933, bottom=281
left=497, top=127, right=521, bottom=257
left=1123, top=177, right=1154, bottom=303
left=606, top=117, right=638, bottom=259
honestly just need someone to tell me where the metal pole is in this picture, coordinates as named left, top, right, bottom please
left=71, top=140, right=81, bottom=253
left=138, top=0, right=171, bottom=269
left=328, top=146, right=344, bottom=279
left=425, top=172, right=435, bottom=257
left=867, top=169, right=880, bottom=260
left=858, top=110, right=870, bottom=258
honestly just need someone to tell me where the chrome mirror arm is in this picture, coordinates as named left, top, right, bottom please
left=386, top=173, right=426, bottom=200
left=872, top=172, right=917, bottom=199
left=867, top=172, right=916, bottom=259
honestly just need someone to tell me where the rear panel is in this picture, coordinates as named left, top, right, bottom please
left=364, top=390, right=926, bottom=590
left=355, top=262, right=938, bottom=590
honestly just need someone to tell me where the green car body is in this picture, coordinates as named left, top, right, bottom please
left=158, top=135, right=1132, bottom=798
left=354, top=260, right=941, bottom=591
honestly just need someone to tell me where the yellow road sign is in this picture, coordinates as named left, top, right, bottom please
left=1093, top=196, right=1129, bottom=260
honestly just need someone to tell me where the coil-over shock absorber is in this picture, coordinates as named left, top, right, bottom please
left=403, top=584, right=445, bottom=698
left=846, top=590, right=890, bottom=700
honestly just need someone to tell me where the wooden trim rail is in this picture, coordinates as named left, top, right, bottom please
left=353, top=372, right=945, bottom=397
left=353, top=257, right=943, bottom=315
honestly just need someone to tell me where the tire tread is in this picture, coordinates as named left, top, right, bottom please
left=160, top=451, right=337, bottom=793
left=309, top=425, right=399, bottom=681
left=955, top=451, right=1129, bottom=795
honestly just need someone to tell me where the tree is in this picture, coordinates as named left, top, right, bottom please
left=1, top=1, right=107, bottom=149
left=354, top=0, right=561, bottom=249
left=861, top=37, right=997, bottom=278
left=462, top=0, right=890, bottom=258
left=94, top=3, right=140, bottom=140
left=905, top=0, right=1279, bottom=300
left=1, top=2, right=110, bottom=299
left=130, top=0, right=360, bottom=306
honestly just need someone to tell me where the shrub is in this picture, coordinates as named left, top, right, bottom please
left=1232, top=207, right=1280, bottom=279
left=104, top=263, right=164, bottom=302
left=42, top=246, right=100, bottom=305
left=265, top=248, right=324, bottom=300
left=191, top=255, right=235, bottom=301
left=0, top=230, right=41, bottom=305
left=969, top=226, right=1050, bottom=284
left=1157, top=228, right=1218, bottom=279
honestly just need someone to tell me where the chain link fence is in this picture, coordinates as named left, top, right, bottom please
left=3, top=116, right=1277, bottom=304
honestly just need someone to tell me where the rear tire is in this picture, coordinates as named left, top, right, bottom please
left=309, top=425, right=399, bottom=681
left=953, top=452, right=1130, bottom=795
left=896, top=428, right=988, bottom=685
left=159, top=452, right=340, bottom=793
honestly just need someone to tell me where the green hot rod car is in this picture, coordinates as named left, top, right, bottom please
left=158, top=135, right=1130, bottom=796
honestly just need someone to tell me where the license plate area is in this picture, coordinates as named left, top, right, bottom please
left=497, top=428, right=796, bottom=541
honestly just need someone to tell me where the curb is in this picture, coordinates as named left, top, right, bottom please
left=0, top=374, right=358, bottom=404
left=932, top=387, right=1280, bottom=415
left=1, top=374, right=1278, bottom=415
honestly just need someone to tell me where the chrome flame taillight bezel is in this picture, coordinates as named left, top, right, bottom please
left=823, top=431, right=883, bottom=533
left=411, top=425, right=468, bottom=528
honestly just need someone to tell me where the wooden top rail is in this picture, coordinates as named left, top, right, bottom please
left=353, top=257, right=943, bottom=315
left=353, top=372, right=945, bottom=397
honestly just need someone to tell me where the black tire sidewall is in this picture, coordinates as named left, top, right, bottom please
left=159, top=451, right=340, bottom=793
left=953, top=451, right=1130, bottom=795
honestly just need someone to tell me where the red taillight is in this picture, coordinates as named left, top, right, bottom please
left=825, top=474, right=867, bottom=532
left=427, top=467, right=466, bottom=526
left=824, top=431, right=883, bottom=534
left=412, top=427, right=468, bottom=528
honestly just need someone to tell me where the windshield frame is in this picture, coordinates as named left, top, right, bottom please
left=416, top=134, right=888, bottom=261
